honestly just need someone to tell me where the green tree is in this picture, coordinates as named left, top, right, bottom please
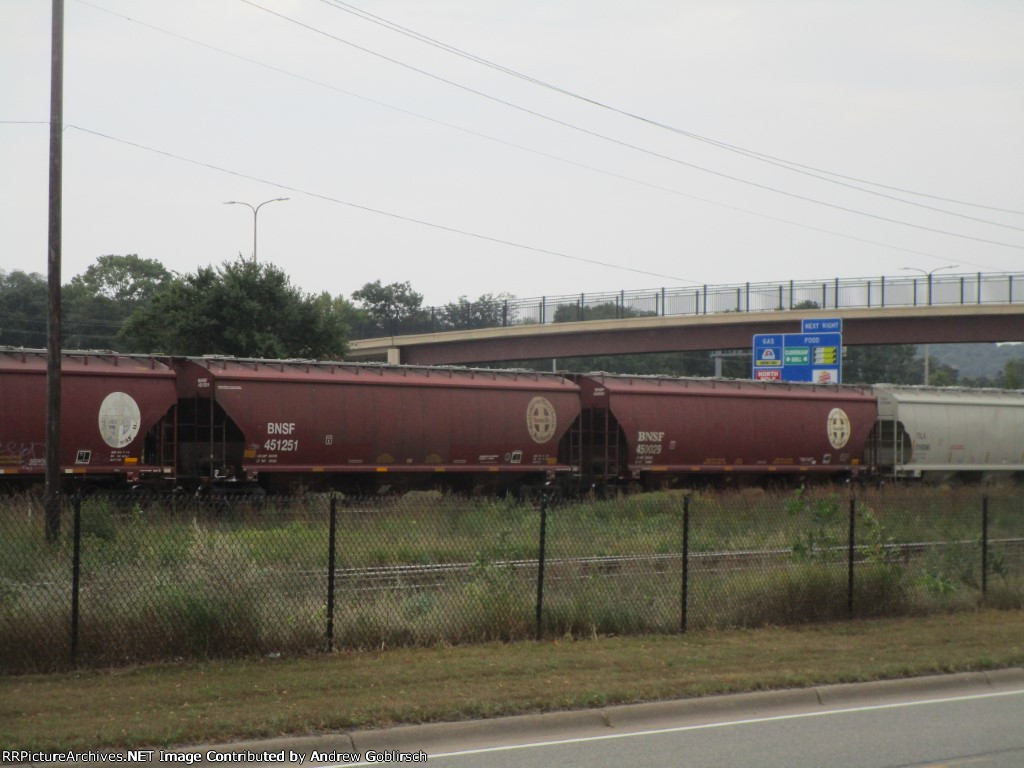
left=351, top=280, right=427, bottom=336
left=927, top=360, right=960, bottom=387
left=1004, top=358, right=1024, bottom=389
left=119, top=259, right=348, bottom=358
left=0, top=270, right=48, bottom=347
left=552, top=301, right=649, bottom=323
left=843, top=345, right=920, bottom=384
left=439, top=293, right=512, bottom=330
left=64, top=254, right=172, bottom=350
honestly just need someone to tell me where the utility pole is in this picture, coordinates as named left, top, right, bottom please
left=900, top=265, right=959, bottom=385
left=45, top=0, right=64, bottom=542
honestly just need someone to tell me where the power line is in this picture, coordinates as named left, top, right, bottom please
left=61, top=3, right=1015, bottom=264
left=65, top=124, right=696, bottom=284
left=51, top=7, right=982, bottom=267
left=320, top=0, right=1024, bottom=219
left=8, top=117, right=995, bottom=274
left=236, top=0, right=1024, bottom=251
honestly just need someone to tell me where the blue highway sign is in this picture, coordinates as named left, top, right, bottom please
left=753, top=331, right=842, bottom=383
left=800, top=317, right=842, bottom=333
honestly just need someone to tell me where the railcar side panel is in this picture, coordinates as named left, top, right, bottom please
left=576, top=374, right=877, bottom=481
left=872, top=386, right=1024, bottom=477
left=0, top=350, right=177, bottom=485
left=173, top=359, right=580, bottom=489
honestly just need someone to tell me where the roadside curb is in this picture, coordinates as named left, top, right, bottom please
left=18, top=668, right=1024, bottom=766
left=344, top=668, right=1024, bottom=755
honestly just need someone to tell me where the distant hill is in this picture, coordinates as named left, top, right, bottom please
left=925, top=343, right=1024, bottom=379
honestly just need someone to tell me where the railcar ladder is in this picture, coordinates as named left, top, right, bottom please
left=159, top=409, right=177, bottom=474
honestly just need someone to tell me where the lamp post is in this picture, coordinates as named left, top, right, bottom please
left=899, top=265, right=959, bottom=384
left=223, top=197, right=289, bottom=262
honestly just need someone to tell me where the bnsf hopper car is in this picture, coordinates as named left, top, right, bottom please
left=868, top=385, right=1024, bottom=481
left=4, top=348, right=1024, bottom=493
left=573, top=374, right=878, bottom=488
left=0, top=349, right=177, bottom=488
left=171, top=357, right=581, bottom=493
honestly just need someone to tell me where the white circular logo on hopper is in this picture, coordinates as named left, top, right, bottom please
left=526, top=397, right=557, bottom=444
left=98, top=392, right=142, bottom=448
left=827, top=408, right=851, bottom=449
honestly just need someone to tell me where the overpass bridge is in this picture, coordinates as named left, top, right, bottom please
left=346, top=272, right=1024, bottom=366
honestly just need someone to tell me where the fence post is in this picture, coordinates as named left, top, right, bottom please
left=535, top=493, right=549, bottom=640
left=327, top=495, right=337, bottom=652
left=71, top=494, right=81, bottom=665
left=681, top=495, right=690, bottom=634
left=847, top=496, right=856, bottom=618
left=982, top=494, right=989, bottom=600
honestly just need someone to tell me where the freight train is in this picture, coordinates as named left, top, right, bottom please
left=2, top=348, right=1023, bottom=494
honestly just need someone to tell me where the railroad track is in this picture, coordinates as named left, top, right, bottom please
left=326, top=537, right=1024, bottom=592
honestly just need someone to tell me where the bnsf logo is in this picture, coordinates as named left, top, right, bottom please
left=267, top=422, right=296, bottom=435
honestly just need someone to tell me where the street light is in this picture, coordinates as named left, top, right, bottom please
left=223, top=197, right=289, bottom=262
left=899, top=265, right=960, bottom=385
left=899, top=265, right=960, bottom=307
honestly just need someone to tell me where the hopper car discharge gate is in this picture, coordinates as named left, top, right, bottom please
left=171, top=397, right=247, bottom=491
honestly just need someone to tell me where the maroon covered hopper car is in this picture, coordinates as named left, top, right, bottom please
left=0, top=349, right=177, bottom=489
left=573, top=374, right=877, bottom=487
left=172, top=358, right=582, bottom=493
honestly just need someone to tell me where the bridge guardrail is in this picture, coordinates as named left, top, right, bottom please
left=350, top=271, right=1023, bottom=339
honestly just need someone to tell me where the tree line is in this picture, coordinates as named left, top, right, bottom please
left=0, top=256, right=508, bottom=360
left=1, top=255, right=1020, bottom=387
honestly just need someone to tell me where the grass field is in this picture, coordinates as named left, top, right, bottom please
left=2, top=487, right=1021, bottom=672
left=2, top=610, right=1022, bottom=751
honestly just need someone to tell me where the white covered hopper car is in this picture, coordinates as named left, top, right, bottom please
left=869, top=385, right=1024, bottom=481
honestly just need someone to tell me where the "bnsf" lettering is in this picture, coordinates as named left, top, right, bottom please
left=637, top=431, right=664, bottom=442
left=267, top=422, right=296, bottom=435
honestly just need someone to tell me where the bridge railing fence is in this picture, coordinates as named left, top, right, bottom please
left=347, top=272, right=1022, bottom=340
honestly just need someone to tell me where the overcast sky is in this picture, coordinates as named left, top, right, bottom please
left=2, top=0, right=1022, bottom=307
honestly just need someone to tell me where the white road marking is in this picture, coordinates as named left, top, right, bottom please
left=317, top=688, right=1024, bottom=766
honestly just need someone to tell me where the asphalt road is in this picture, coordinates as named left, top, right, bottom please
left=419, top=689, right=1024, bottom=768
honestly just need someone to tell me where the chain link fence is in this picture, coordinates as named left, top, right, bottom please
left=1, top=488, right=1021, bottom=673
